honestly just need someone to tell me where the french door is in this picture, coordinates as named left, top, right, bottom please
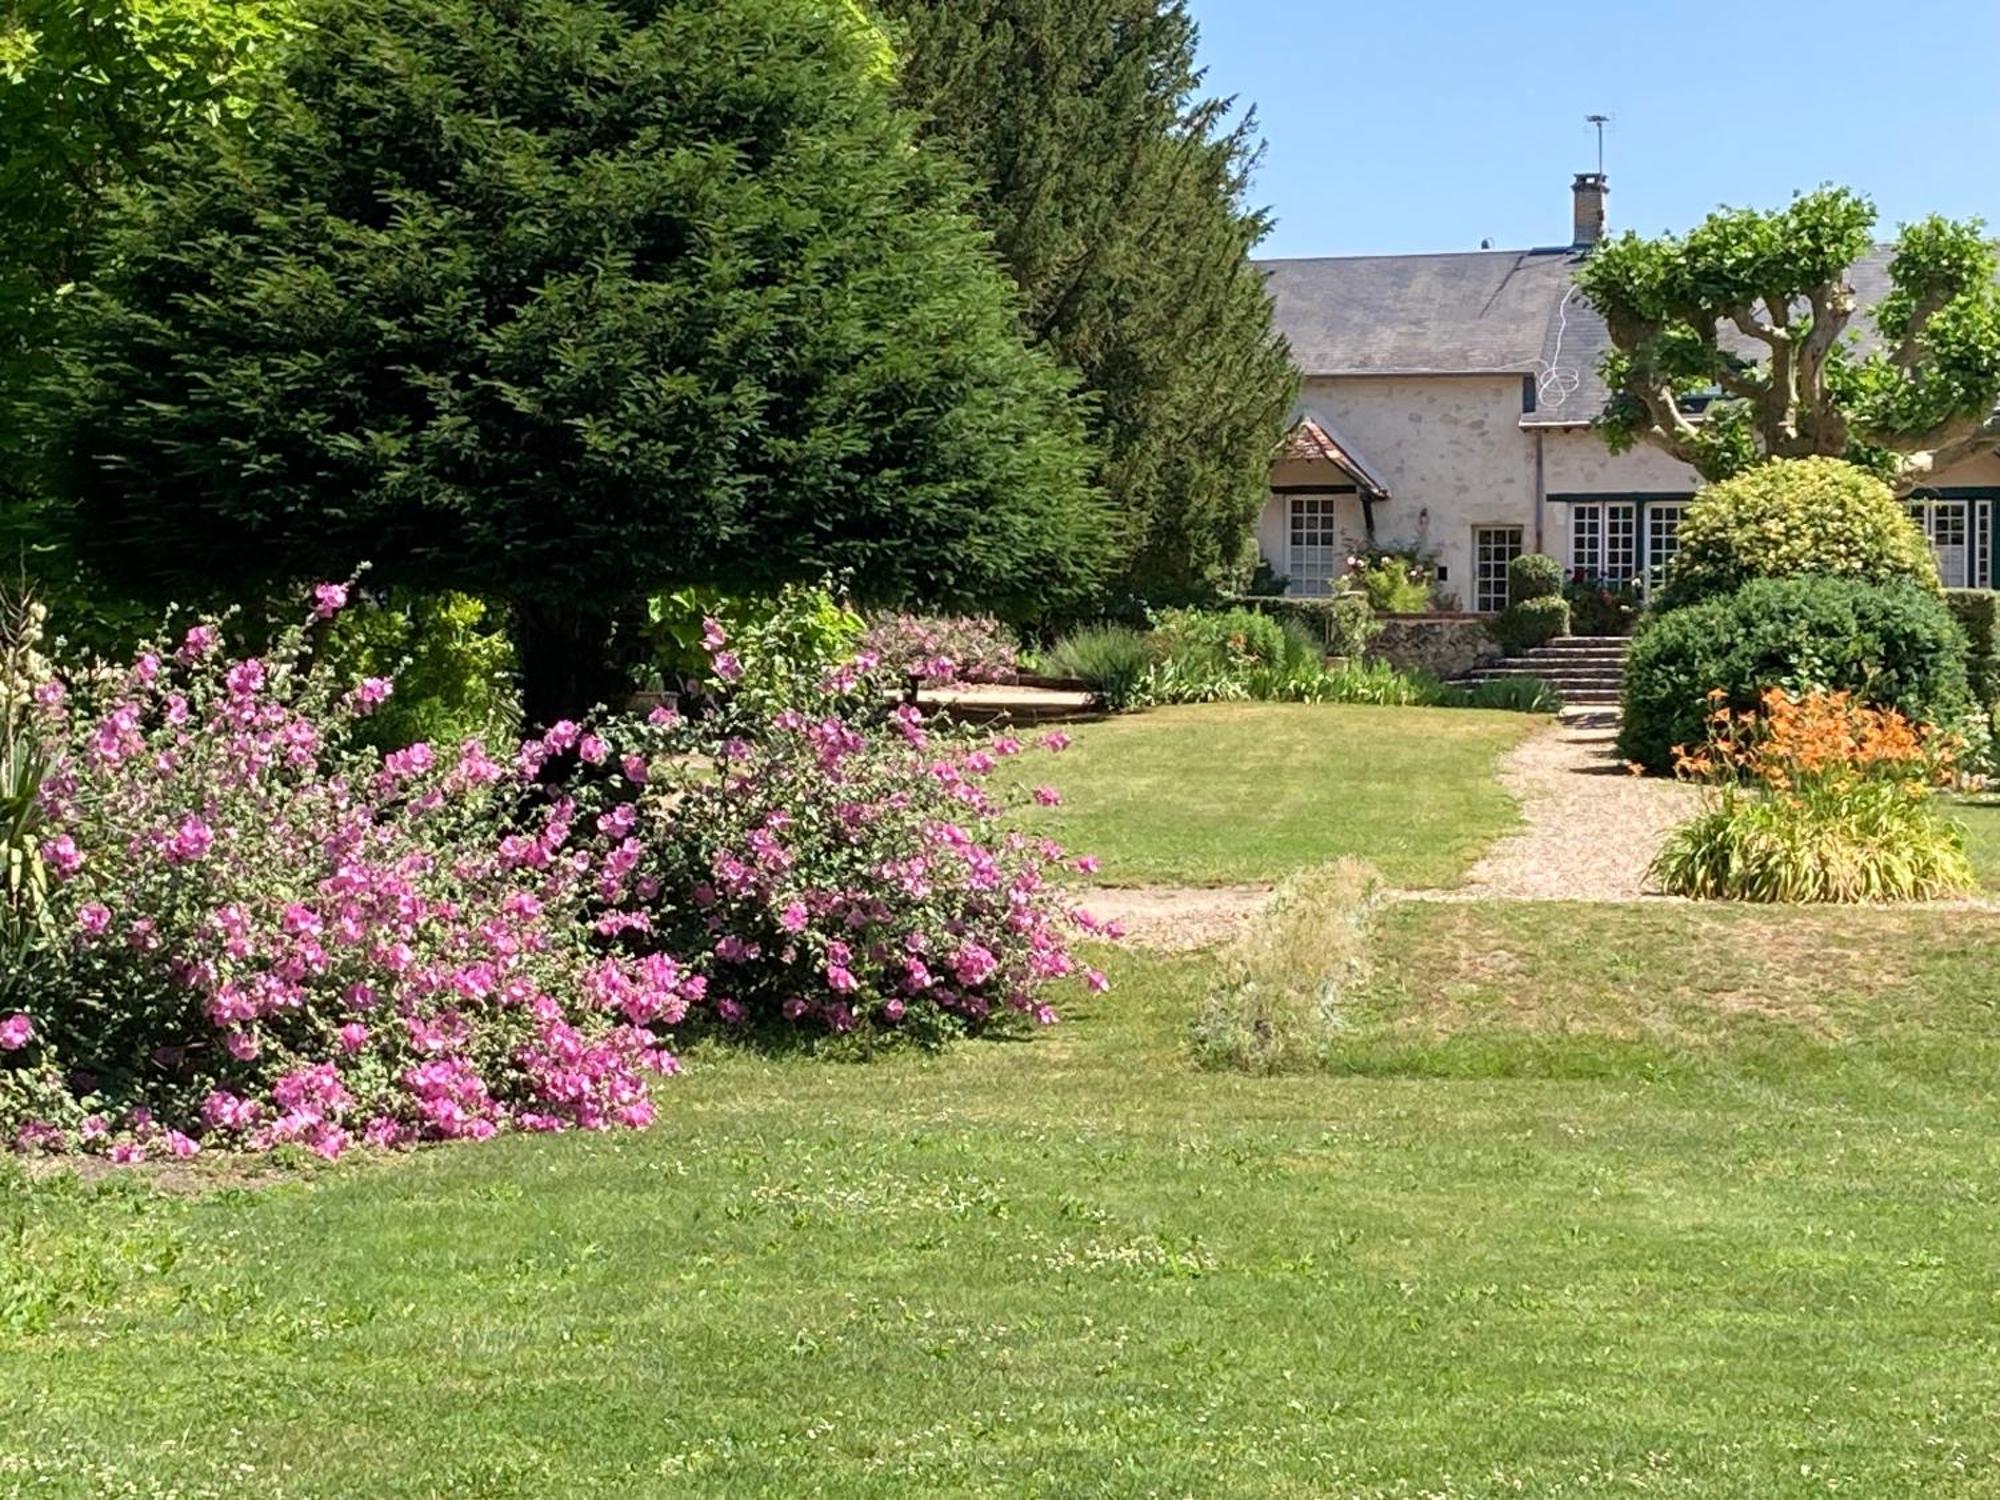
left=1570, top=499, right=1689, bottom=598
left=1908, top=499, right=1972, bottom=588
left=1473, top=526, right=1523, bottom=613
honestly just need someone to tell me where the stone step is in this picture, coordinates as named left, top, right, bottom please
left=1470, top=666, right=1624, bottom=683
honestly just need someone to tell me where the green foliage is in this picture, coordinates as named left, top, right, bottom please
left=1148, top=607, right=1289, bottom=675
left=1192, top=859, right=1378, bottom=1073
left=1656, top=791, right=1972, bottom=903
left=1487, top=595, right=1569, bottom=654
left=1456, top=675, right=1563, bottom=713
left=0, top=493, right=153, bottom=661
left=316, top=589, right=517, bottom=751
left=1656, top=458, right=1939, bottom=611
left=0, top=585, right=56, bottom=1002
left=639, top=581, right=864, bottom=715
left=1043, top=625, right=1152, bottom=709
left=881, top=0, right=1298, bottom=597
left=33, top=0, right=1109, bottom=719
left=1353, top=557, right=1432, bottom=614
left=1576, top=187, right=2000, bottom=484
left=1656, top=784, right=1972, bottom=905
left=1944, top=588, right=2000, bottom=661
left=0, top=0, right=293, bottom=428
left=1619, top=577, right=1970, bottom=773
left=1506, top=552, right=1564, bottom=605
left=1563, top=575, right=1641, bottom=637
left=1226, top=592, right=1379, bottom=658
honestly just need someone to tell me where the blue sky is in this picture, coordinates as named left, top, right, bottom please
left=1185, top=0, right=2000, bottom=259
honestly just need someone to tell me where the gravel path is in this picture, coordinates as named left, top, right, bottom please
left=1071, top=885, right=1274, bottom=952
left=1068, top=711, right=1704, bottom=949
left=1447, top=709, right=1700, bottom=902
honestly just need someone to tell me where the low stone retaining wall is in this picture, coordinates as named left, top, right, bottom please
left=1363, top=613, right=1499, bottom=680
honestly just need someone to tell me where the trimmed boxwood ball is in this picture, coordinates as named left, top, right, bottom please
left=1489, top=595, right=1570, bottom=654
left=1507, top=552, right=1565, bottom=606
left=1655, top=457, right=1939, bottom=611
left=1619, top=576, right=1970, bottom=773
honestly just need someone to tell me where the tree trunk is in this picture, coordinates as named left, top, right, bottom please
left=511, top=599, right=632, bottom=729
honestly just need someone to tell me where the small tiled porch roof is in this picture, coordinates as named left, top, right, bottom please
left=1280, top=415, right=1392, bottom=499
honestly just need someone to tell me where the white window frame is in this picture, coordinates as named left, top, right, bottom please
left=1644, top=502, right=1687, bottom=588
left=1908, top=499, right=1972, bottom=589
left=1286, top=494, right=1344, bottom=597
left=1568, top=501, right=1638, bottom=583
left=1473, top=526, right=1523, bottom=614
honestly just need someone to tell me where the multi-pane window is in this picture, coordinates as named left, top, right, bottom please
left=1569, top=501, right=1638, bottom=582
left=1908, top=499, right=1971, bottom=588
left=1473, top=526, right=1523, bottom=613
left=1287, top=495, right=1342, bottom=597
left=1645, top=503, right=1687, bottom=585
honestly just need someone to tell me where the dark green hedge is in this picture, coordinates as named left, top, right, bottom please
left=1507, top=552, right=1565, bottom=606
left=1947, top=588, right=2000, bottom=699
left=1488, top=595, right=1569, bottom=654
left=1620, top=576, right=1970, bottom=772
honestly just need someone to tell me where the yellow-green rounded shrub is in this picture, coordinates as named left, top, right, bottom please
left=1656, top=457, right=1938, bottom=611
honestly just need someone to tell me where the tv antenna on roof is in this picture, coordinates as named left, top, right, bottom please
left=1585, top=114, right=1611, bottom=176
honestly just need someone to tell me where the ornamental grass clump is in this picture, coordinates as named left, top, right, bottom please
left=1652, top=688, right=1974, bottom=903
left=0, top=588, right=680, bottom=1161
left=558, top=613, right=1105, bottom=1046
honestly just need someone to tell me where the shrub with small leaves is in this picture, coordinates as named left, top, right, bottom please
left=1488, top=596, right=1569, bottom=654
left=1656, top=458, right=1939, bottom=611
left=1507, top=553, right=1564, bottom=605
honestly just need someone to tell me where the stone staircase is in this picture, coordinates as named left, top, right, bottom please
left=1459, top=635, right=1630, bottom=707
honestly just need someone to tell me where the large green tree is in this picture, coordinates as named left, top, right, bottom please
left=1577, top=187, right=2000, bottom=488
left=0, top=0, right=291, bottom=400
left=35, top=0, right=1109, bottom=718
left=879, top=0, right=1298, bottom=599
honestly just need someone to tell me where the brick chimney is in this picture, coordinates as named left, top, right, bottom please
left=1572, top=172, right=1608, bottom=248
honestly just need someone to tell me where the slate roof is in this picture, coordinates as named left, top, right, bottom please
left=1260, top=245, right=1905, bottom=429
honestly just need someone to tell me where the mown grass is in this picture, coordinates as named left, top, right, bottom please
left=8, top=899, right=2000, bottom=1497
left=1006, top=701, right=1535, bottom=887
left=1952, top=796, right=2000, bottom=889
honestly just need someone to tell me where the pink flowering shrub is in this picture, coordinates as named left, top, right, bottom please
left=860, top=612, right=1020, bottom=685
left=0, top=597, right=679, bottom=1160
left=543, top=616, right=1104, bottom=1046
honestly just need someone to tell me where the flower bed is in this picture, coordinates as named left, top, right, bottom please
left=0, top=591, right=1098, bottom=1162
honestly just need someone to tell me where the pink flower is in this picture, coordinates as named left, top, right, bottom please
left=1031, top=786, right=1062, bottom=807
left=778, top=902, right=808, bottom=934
left=579, top=734, right=610, bottom=766
left=337, top=1022, right=370, bottom=1054
left=713, top=651, right=744, bottom=684
left=312, top=582, right=350, bottom=619
left=701, top=616, right=728, bottom=651
left=621, top=753, right=649, bottom=785
left=43, top=834, right=82, bottom=878
left=163, top=814, right=214, bottom=864
left=225, top=658, right=266, bottom=697
left=350, top=677, right=394, bottom=715
left=1039, top=731, right=1072, bottom=753
left=178, top=624, right=219, bottom=661
left=0, top=1013, right=33, bottom=1050
left=77, top=901, right=112, bottom=937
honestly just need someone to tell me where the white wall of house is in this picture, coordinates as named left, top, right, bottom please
left=1259, top=374, right=2000, bottom=607
left=1261, top=373, right=1540, bottom=609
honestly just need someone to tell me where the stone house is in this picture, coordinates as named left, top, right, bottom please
left=1255, top=173, right=2000, bottom=612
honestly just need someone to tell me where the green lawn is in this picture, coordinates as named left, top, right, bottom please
left=10, top=899, right=2000, bottom=1496
left=13, top=706, right=2000, bottom=1497
left=1007, top=701, right=1536, bottom=887
left=1953, top=797, right=2000, bottom=889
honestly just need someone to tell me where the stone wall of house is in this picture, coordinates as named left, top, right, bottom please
left=1362, top=615, right=1499, bottom=680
